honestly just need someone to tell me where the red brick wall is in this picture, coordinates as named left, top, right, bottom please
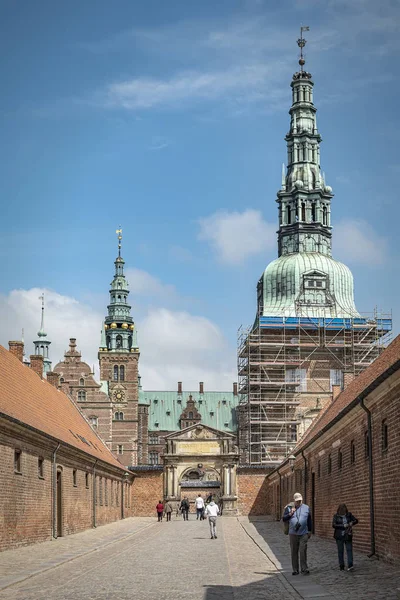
left=0, top=425, right=134, bottom=552
left=132, top=470, right=163, bottom=516
left=266, top=369, right=400, bottom=563
left=237, top=468, right=273, bottom=515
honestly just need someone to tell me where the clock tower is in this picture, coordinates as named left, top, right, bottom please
left=98, top=228, right=142, bottom=467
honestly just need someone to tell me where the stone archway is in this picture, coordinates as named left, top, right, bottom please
left=179, top=465, right=221, bottom=506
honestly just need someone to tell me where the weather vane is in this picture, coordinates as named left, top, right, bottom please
left=297, top=25, right=310, bottom=71
left=116, top=226, right=122, bottom=257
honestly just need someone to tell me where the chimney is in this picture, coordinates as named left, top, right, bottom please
left=9, top=341, right=24, bottom=363
left=233, top=382, right=238, bottom=396
left=332, top=385, right=341, bottom=401
left=178, top=381, right=182, bottom=394
left=199, top=382, right=204, bottom=394
left=30, top=355, right=44, bottom=379
left=46, top=371, right=60, bottom=389
left=343, top=371, right=355, bottom=388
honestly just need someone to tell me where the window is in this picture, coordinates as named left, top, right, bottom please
left=337, top=449, right=343, bottom=470
left=113, top=365, right=119, bottom=381
left=116, top=335, right=122, bottom=349
left=116, top=482, right=119, bottom=506
left=111, top=480, right=114, bottom=505
left=382, top=420, right=388, bottom=451
left=149, top=435, right=159, bottom=445
left=73, top=469, right=77, bottom=487
left=316, top=280, right=323, bottom=288
left=289, top=424, right=297, bottom=442
left=350, top=440, right=356, bottom=464
left=99, top=477, right=103, bottom=505
left=318, top=461, right=321, bottom=478
left=364, top=431, right=370, bottom=458
left=105, top=479, right=108, bottom=506
left=60, top=377, right=64, bottom=383
left=114, top=411, right=124, bottom=421
left=85, top=472, right=89, bottom=489
left=149, top=452, right=159, bottom=465
left=95, top=476, right=98, bottom=505
left=89, top=416, right=98, bottom=428
left=14, top=449, right=21, bottom=473
left=188, top=411, right=193, bottom=419
left=328, top=454, right=332, bottom=474
left=79, top=378, right=84, bottom=386
left=78, top=390, right=86, bottom=401
left=38, top=457, right=44, bottom=478
left=117, top=445, right=123, bottom=455
left=119, top=365, right=125, bottom=381
left=330, top=369, right=343, bottom=392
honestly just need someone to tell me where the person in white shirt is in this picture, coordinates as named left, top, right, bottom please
left=205, top=499, right=220, bottom=539
left=195, top=494, right=205, bottom=520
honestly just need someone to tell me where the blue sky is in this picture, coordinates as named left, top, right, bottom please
left=0, top=0, right=398, bottom=389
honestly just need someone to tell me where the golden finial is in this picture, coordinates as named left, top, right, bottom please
left=116, top=226, right=122, bottom=257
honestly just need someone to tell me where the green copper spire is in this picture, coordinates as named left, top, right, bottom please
left=258, top=29, right=360, bottom=319
left=33, top=293, right=52, bottom=373
left=102, top=228, right=139, bottom=352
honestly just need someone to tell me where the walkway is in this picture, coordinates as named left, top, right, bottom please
left=0, top=516, right=399, bottom=600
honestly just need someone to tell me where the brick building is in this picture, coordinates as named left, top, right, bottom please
left=0, top=342, right=134, bottom=552
left=266, top=333, right=400, bottom=563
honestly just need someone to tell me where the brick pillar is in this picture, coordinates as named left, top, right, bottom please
left=46, top=371, right=60, bottom=388
left=332, top=385, right=341, bottom=401
left=343, top=371, right=355, bottom=388
left=30, top=355, right=44, bottom=378
left=9, top=341, right=24, bottom=362
left=233, top=382, right=238, bottom=396
left=199, top=381, right=204, bottom=394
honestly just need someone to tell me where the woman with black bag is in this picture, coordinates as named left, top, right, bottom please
left=332, top=504, right=359, bottom=571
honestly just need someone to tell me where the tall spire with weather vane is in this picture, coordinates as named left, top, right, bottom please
left=33, top=292, right=52, bottom=373
left=257, top=27, right=360, bottom=318
left=99, top=227, right=139, bottom=353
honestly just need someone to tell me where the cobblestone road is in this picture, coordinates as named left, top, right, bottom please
left=0, top=516, right=399, bottom=600
left=0, top=516, right=298, bottom=600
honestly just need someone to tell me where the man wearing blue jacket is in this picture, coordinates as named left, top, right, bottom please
left=282, top=492, right=312, bottom=576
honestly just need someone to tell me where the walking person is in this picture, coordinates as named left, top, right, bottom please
left=332, top=504, right=358, bottom=571
left=205, top=498, right=220, bottom=539
left=164, top=500, right=173, bottom=522
left=180, top=496, right=190, bottom=521
left=195, top=494, right=205, bottom=520
left=156, top=500, right=164, bottom=522
left=282, top=492, right=312, bottom=576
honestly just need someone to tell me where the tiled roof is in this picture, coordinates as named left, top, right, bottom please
left=144, top=391, right=239, bottom=431
left=0, top=346, right=125, bottom=470
left=296, top=334, right=400, bottom=452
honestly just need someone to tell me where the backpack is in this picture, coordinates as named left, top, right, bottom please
left=282, top=502, right=294, bottom=535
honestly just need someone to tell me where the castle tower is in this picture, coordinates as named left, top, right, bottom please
left=33, top=293, right=52, bottom=374
left=238, top=29, right=392, bottom=466
left=98, top=228, right=141, bottom=467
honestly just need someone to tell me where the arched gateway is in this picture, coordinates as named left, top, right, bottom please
left=163, top=424, right=239, bottom=516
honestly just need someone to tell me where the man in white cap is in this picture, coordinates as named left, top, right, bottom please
left=282, top=492, right=312, bottom=576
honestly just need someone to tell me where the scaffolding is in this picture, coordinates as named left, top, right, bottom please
left=237, top=310, right=392, bottom=466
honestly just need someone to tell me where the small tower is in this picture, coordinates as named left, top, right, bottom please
left=33, top=294, right=52, bottom=374
left=98, top=228, right=141, bottom=467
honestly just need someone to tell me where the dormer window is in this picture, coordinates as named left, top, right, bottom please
left=79, top=378, right=84, bottom=386
left=166, top=410, right=171, bottom=416
left=154, top=422, right=159, bottom=428
left=154, top=398, right=158, bottom=404
left=210, top=411, right=214, bottom=417
left=222, top=399, right=227, bottom=405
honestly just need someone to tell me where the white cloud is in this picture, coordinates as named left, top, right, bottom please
left=333, top=219, right=388, bottom=266
left=0, top=288, right=103, bottom=374
left=102, top=64, right=285, bottom=111
left=138, top=308, right=236, bottom=390
left=0, top=279, right=237, bottom=391
left=125, top=268, right=176, bottom=298
left=198, top=209, right=276, bottom=265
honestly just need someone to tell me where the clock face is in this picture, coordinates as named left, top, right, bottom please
left=113, top=390, right=125, bottom=402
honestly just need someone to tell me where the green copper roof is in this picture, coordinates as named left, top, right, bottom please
left=144, top=391, right=239, bottom=432
left=261, top=252, right=360, bottom=318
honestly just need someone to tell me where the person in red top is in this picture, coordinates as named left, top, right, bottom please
left=156, top=500, right=164, bottom=522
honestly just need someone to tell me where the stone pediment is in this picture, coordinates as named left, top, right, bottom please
left=164, top=423, right=235, bottom=441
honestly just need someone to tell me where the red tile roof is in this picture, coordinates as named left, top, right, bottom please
left=0, top=346, right=125, bottom=471
left=296, top=334, right=400, bottom=452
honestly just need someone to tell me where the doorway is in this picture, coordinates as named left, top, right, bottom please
left=56, top=469, right=62, bottom=537
left=311, top=472, right=315, bottom=534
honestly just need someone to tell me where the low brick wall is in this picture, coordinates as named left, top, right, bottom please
left=237, top=467, right=273, bottom=515
left=131, top=468, right=163, bottom=516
